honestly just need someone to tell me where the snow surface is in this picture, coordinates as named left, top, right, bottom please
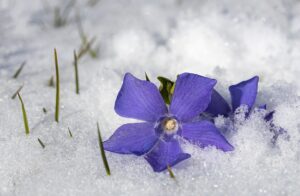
left=1, top=0, right=300, bottom=195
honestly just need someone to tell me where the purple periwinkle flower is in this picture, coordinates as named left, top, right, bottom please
left=205, top=75, right=275, bottom=123
left=104, top=73, right=233, bottom=172
left=205, top=76, right=259, bottom=117
left=205, top=76, right=286, bottom=143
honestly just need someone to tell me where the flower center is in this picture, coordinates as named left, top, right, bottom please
left=162, top=118, right=178, bottom=135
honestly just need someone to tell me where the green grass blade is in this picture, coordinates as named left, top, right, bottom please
left=54, top=49, right=60, bottom=122
left=53, top=0, right=74, bottom=28
left=97, top=122, right=111, bottom=176
left=73, top=50, right=80, bottom=94
left=167, top=165, right=176, bottom=179
left=38, top=138, right=45, bottom=149
left=48, top=76, right=54, bottom=87
left=75, top=13, right=98, bottom=59
left=53, top=7, right=64, bottom=27
left=68, top=127, right=73, bottom=138
left=17, top=93, right=30, bottom=135
left=75, top=12, right=87, bottom=44
left=77, top=37, right=96, bottom=60
left=13, top=61, right=26, bottom=78
left=88, top=47, right=99, bottom=58
left=11, top=85, right=23, bottom=99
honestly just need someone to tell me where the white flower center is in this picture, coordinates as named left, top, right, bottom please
left=163, top=118, right=178, bottom=134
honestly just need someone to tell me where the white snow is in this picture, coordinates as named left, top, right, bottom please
left=0, top=0, right=300, bottom=195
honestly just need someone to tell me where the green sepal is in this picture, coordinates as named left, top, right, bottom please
left=157, top=76, right=175, bottom=105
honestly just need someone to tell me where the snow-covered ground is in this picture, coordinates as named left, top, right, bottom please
left=0, top=0, right=300, bottom=195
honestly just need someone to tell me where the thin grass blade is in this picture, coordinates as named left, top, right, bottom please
left=38, top=138, right=45, bottom=149
left=54, top=49, right=60, bottom=122
left=75, top=13, right=98, bottom=59
left=167, top=165, right=176, bottom=179
left=68, top=127, right=73, bottom=138
left=73, top=50, right=80, bottom=94
left=75, top=12, right=87, bottom=43
left=97, top=122, right=111, bottom=176
left=11, top=85, right=23, bottom=99
left=48, top=76, right=54, bottom=87
left=77, top=37, right=97, bottom=60
left=17, top=93, right=30, bottom=135
left=13, top=61, right=26, bottom=78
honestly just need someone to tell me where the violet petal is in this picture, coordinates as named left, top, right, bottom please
left=115, top=73, right=167, bottom=122
left=144, top=139, right=191, bottom=172
left=229, top=76, right=259, bottom=112
left=104, top=122, right=158, bottom=156
left=170, top=73, right=216, bottom=122
left=205, top=89, right=231, bottom=117
left=181, top=120, right=234, bottom=151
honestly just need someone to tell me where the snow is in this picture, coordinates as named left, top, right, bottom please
left=0, top=0, right=300, bottom=195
